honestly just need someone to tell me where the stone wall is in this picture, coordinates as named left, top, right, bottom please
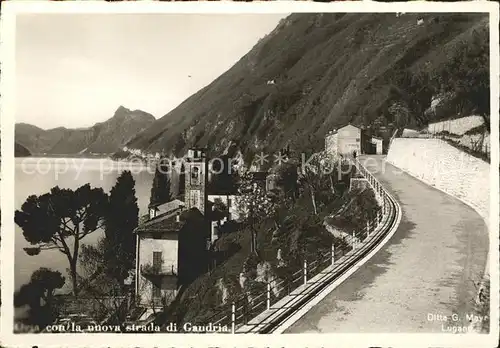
left=426, top=115, right=484, bottom=135
left=387, top=138, right=490, bottom=225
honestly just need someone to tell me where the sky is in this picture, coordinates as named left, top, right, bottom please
left=16, top=13, right=287, bottom=129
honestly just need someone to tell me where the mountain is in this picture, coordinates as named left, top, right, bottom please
left=126, top=13, right=489, bottom=162
left=15, top=142, right=31, bottom=157
left=16, top=106, right=156, bottom=155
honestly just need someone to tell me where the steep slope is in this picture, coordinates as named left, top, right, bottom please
left=15, top=142, right=31, bottom=157
left=126, top=13, right=488, bottom=161
left=15, top=124, right=68, bottom=154
left=16, top=106, right=156, bottom=155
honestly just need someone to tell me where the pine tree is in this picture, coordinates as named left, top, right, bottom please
left=15, top=184, right=108, bottom=296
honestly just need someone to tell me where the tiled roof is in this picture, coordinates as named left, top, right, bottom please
left=148, top=199, right=185, bottom=214
left=135, top=213, right=184, bottom=233
left=134, top=207, right=205, bottom=234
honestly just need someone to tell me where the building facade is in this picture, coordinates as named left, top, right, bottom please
left=135, top=148, right=211, bottom=312
left=325, top=124, right=384, bottom=156
left=135, top=209, right=208, bottom=310
left=371, top=137, right=383, bottom=155
left=184, top=148, right=209, bottom=215
left=325, top=124, right=364, bottom=157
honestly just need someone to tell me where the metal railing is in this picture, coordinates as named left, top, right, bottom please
left=194, top=158, right=397, bottom=333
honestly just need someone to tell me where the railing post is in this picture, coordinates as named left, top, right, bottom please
left=266, top=282, right=271, bottom=309
left=303, top=259, right=307, bottom=284
left=247, top=296, right=252, bottom=324
left=352, top=232, right=356, bottom=249
left=331, top=243, right=335, bottom=265
left=231, top=301, right=235, bottom=333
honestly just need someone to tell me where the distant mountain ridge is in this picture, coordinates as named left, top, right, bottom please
left=125, top=13, right=488, bottom=161
left=15, top=142, right=31, bottom=157
left=16, top=106, right=156, bottom=155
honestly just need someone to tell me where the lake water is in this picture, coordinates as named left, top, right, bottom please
left=15, top=157, right=155, bottom=291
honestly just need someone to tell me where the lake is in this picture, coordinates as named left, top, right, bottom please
left=15, top=157, right=156, bottom=291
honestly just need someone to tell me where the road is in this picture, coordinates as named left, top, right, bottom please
left=285, top=155, right=489, bottom=333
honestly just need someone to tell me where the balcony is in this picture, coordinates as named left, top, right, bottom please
left=140, top=263, right=177, bottom=277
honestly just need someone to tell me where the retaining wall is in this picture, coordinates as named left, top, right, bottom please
left=426, top=115, right=484, bottom=135
left=387, top=138, right=490, bottom=225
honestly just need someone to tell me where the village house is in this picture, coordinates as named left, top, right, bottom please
left=134, top=208, right=207, bottom=311
left=134, top=148, right=211, bottom=314
left=325, top=123, right=384, bottom=157
left=135, top=147, right=281, bottom=314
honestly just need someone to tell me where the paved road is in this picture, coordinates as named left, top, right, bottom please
left=285, top=156, right=488, bottom=333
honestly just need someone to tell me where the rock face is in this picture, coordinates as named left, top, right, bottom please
left=125, top=13, right=488, bottom=159
left=15, top=106, right=155, bottom=155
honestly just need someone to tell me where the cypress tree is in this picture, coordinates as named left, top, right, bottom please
left=104, top=170, right=139, bottom=284
left=149, top=159, right=172, bottom=207
left=178, top=162, right=186, bottom=196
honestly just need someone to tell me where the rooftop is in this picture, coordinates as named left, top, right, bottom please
left=134, top=207, right=204, bottom=234
left=148, top=199, right=185, bottom=214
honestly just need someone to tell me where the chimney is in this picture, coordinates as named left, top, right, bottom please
left=176, top=212, right=180, bottom=222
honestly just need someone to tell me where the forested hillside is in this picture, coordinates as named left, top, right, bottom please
left=126, top=13, right=489, bottom=162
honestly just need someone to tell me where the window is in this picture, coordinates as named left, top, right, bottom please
left=191, top=166, right=200, bottom=185
left=190, top=191, right=200, bottom=208
left=149, top=208, right=156, bottom=220
left=153, top=251, right=162, bottom=269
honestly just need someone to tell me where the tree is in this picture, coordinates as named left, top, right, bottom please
left=237, top=172, right=277, bottom=254
left=388, top=101, right=411, bottom=129
left=76, top=262, right=133, bottom=331
left=210, top=198, right=228, bottom=223
left=103, top=170, right=139, bottom=285
left=78, top=237, right=137, bottom=331
left=276, top=162, right=299, bottom=201
left=15, top=184, right=108, bottom=297
left=342, top=188, right=380, bottom=238
left=207, top=155, right=239, bottom=195
left=447, top=31, right=489, bottom=127
left=299, top=154, right=328, bottom=215
left=149, top=159, right=172, bottom=207
left=14, top=268, right=65, bottom=329
left=299, top=152, right=343, bottom=215
left=178, top=162, right=186, bottom=197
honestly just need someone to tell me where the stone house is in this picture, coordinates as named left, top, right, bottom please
left=134, top=208, right=207, bottom=310
left=134, top=147, right=210, bottom=311
left=134, top=147, right=279, bottom=312
left=325, top=123, right=383, bottom=156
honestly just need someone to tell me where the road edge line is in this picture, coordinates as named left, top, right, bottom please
left=271, top=164, right=403, bottom=334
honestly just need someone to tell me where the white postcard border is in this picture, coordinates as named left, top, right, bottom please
left=1, top=1, right=498, bottom=347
